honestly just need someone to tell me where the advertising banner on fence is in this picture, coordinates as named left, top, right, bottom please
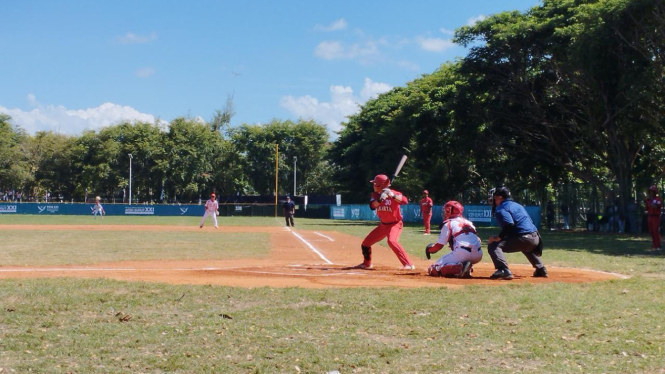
left=329, top=203, right=541, bottom=228
left=0, top=203, right=204, bottom=216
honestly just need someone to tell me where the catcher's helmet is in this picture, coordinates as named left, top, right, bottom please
left=443, top=200, right=464, bottom=219
left=649, top=185, right=658, bottom=192
left=370, top=174, right=390, bottom=189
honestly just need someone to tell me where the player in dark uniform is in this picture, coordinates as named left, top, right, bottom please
left=487, top=187, right=547, bottom=280
left=283, top=196, right=295, bottom=227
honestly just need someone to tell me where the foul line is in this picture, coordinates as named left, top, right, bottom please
left=286, top=227, right=334, bottom=265
left=313, top=232, right=335, bottom=241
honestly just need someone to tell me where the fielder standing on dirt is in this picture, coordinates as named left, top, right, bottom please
left=425, top=201, right=482, bottom=278
left=420, top=190, right=433, bottom=235
left=199, top=193, right=219, bottom=229
left=283, top=196, right=296, bottom=227
left=645, top=185, right=662, bottom=251
left=355, top=174, right=415, bottom=270
left=487, top=187, right=547, bottom=280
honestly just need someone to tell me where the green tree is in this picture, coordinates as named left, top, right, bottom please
left=0, top=115, right=33, bottom=195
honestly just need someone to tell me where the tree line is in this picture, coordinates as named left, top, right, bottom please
left=1, top=0, right=663, bottom=209
left=0, top=114, right=332, bottom=203
left=330, top=0, right=665, bottom=207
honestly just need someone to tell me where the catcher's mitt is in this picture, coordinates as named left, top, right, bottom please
left=425, top=243, right=436, bottom=260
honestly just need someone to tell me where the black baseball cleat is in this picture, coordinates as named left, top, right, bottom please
left=533, top=267, right=548, bottom=278
left=490, top=268, right=514, bottom=280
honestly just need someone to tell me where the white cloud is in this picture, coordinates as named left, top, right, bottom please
left=440, top=28, right=455, bottom=35
left=0, top=95, right=162, bottom=135
left=117, top=32, right=158, bottom=44
left=467, top=15, right=487, bottom=26
left=359, top=78, right=392, bottom=101
left=135, top=67, right=155, bottom=78
left=315, top=19, right=348, bottom=32
left=280, top=78, right=392, bottom=135
left=415, top=36, right=455, bottom=52
left=314, top=40, right=380, bottom=64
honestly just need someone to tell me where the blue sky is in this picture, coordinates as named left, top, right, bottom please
left=0, top=0, right=541, bottom=137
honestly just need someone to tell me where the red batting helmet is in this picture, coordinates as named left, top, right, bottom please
left=443, top=200, right=464, bottom=220
left=370, top=174, right=390, bottom=189
left=649, top=185, right=658, bottom=192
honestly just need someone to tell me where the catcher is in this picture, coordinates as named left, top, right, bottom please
left=425, top=200, right=482, bottom=278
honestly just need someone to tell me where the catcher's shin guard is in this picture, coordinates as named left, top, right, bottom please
left=439, top=263, right=464, bottom=278
left=427, top=264, right=441, bottom=277
left=460, top=262, right=473, bottom=278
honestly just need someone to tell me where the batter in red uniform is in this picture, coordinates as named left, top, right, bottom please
left=645, top=185, right=662, bottom=251
left=420, top=190, right=433, bottom=235
left=355, top=174, right=415, bottom=270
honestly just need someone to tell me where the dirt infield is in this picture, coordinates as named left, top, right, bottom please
left=0, top=224, right=627, bottom=288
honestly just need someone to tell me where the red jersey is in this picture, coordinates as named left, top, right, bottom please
left=645, top=196, right=662, bottom=215
left=420, top=197, right=433, bottom=214
left=370, top=189, right=408, bottom=223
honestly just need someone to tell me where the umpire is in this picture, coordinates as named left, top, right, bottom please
left=283, top=196, right=295, bottom=227
left=487, top=187, right=548, bottom=280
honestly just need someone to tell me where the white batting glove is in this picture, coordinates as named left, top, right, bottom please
left=383, top=188, right=395, bottom=198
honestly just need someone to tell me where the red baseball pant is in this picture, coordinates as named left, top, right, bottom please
left=648, top=216, right=661, bottom=249
left=361, top=221, right=412, bottom=266
left=423, top=212, right=432, bottom=234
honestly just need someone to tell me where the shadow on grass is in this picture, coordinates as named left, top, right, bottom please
left=537, top=229, right=659, bottom=258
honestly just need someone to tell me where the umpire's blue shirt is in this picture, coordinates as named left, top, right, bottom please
left=495, top=200, right=538, bottom=234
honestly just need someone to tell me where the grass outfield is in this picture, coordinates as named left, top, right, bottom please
left=0, top=215, right=664, bottom=373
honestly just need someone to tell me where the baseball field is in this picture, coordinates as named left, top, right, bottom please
left=0, top=215, right=664, bottom=373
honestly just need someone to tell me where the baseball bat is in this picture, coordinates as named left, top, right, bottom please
left=391, top=155, right=408, bottom=183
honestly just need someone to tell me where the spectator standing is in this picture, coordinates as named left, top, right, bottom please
left=546, top=200, right=555, bottom=230
left=420, top=190, right=433, bottom=235
left=644, top=186, right=662, bottom=251
left=560, top=202, right=570, bottom=230
left=283, top=196, right=295, bottom=227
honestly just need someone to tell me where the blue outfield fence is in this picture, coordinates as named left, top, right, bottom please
left=0, top=202, right=542, bottom=228
left=0, top=203, right=203, bottom=216
left=330, top=204, right=542, bottom=228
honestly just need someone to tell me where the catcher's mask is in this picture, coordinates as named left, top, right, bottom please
left=370, top=174, right=390, bottom=189
left=443, top=200, right=464, bottom=220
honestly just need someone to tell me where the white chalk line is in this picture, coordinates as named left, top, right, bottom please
left=313, top=232, right=335, bottom=241
left=0, top=265, right=368, bottom=278
left=285, top=227, right=334, bottom=265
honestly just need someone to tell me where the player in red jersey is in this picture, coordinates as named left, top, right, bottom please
left=645, top=185, right=662, bottom=251
left=355, top=174, right=415, bottom=270
left=420, top=190, right=433, bottom=235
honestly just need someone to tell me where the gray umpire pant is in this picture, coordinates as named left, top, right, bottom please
left=488, top=232, right=545, bottom=270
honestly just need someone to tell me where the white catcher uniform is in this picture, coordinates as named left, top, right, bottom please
left=200, top=198, right=219, bottom=228
left=432, top=217, right=483, bottom=268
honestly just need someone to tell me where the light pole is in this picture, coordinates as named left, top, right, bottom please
left=293, top=156, right=297, bottom=197
left=128, top=153, right=133, bottom=205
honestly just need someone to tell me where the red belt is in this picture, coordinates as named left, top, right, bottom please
left=381, top=221, right=399, bottom=225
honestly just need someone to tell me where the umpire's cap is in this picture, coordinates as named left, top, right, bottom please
left=493, top=186, right=511, bottom=199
